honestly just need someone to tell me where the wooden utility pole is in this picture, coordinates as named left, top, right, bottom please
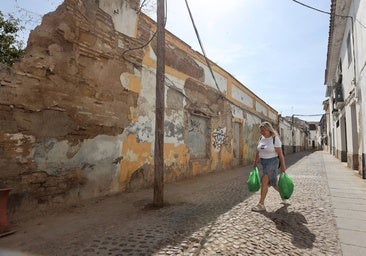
left=153, top=0, right=165, bottom=207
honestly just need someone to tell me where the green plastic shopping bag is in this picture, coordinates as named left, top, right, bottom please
left=247, top=167, right=261, bottom=192
left=278, top=172, right=294, bottom=199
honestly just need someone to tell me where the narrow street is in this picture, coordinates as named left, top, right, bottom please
left=1, top=151, right=365, bottom=256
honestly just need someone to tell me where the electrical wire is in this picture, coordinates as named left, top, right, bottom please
left=290, top=0, right=364, bottom=87
left=123, top=0, right=167, bottom=68
left=122, top=33, right=156, bottom=68
left=291, top=0, right=366, bottom=28
left=293, top=114, right=323, bottom=117
left=6, top=0, right=274, bottom=125
left=183, top=0, right=277, bottom=123
left=137, top=0, right=148, bottom=14
left=291, top=0, right=331, bottom=15
left=184, top=0, right=223, bottom=95
left=183, top=1, right=329, bottom=124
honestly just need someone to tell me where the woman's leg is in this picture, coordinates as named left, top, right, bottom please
left=259, top=174, right=269, bottom=205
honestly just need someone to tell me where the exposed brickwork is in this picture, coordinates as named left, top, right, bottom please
left=0, top=0, right=140, bottom=211
left=0, top=0, right=276, bottom=216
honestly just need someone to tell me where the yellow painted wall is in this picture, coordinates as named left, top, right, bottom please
left=118, top=14, right=279, bottom=190
left=119, top=134, right=152, bottom=186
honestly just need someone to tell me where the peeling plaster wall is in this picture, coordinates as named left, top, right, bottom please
left=0, top=0, right=141, bottom=212
left=230, top=106, right=262, bottom=164
left=196, top=61, right=228, bottom=93
left=255, top=101, right=268, bottom=116
left=99, top=0, right=139, bottom=37
left=0, top=0, right=279, bottom=213
left=231, top=85, right=253, bottom=108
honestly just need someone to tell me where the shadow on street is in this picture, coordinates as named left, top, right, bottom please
left=262, top=204, right=316, bottom=249
left=136, top=150, right=317, bottom=254
left=0, top=151, right=318, bottom=255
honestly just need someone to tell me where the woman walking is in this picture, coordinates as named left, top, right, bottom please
left=252, top=121, right=287, bottom=212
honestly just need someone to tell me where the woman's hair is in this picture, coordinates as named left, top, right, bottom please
left=259, top=121, right=278, bottom=137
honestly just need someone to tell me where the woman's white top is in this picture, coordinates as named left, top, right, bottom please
left=257, top=136, right=282, bottom=159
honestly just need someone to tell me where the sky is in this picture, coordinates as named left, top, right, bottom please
left=0, top=0, right=331, bottom=122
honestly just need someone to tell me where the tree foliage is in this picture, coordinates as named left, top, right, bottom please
left=0, top=11, right=25, bottom=66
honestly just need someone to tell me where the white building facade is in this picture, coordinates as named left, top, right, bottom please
left=324, top=0, right=366, bottom=178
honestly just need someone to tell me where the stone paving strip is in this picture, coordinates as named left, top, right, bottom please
left=0, top=152, right=342, bottom=255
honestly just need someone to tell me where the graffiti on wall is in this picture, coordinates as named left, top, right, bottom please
left=212, top=127, right=226, bottom=150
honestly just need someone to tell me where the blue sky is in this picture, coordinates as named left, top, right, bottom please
left=1, top=0, right=331, bottom=122
left=0, top=0, right=62, bottom=42
left=164, top=0, right=331, bottom=122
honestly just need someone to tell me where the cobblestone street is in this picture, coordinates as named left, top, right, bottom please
left=0, top=151, right=344, bottom=255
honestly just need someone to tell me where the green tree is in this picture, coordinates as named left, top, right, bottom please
left=0, top=11, right=25, bottom=66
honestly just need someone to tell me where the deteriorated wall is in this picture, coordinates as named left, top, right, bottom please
left=0, top=0, right=277, bottom=214
left=0, top=0, right=141, bottom=210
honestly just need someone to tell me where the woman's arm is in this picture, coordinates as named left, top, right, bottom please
left=275, top=147, right=286, bottom=172
left=253, top=150, right=259, bottom=167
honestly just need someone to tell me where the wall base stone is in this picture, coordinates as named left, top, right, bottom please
left=347, top=153, right=359, bottom=170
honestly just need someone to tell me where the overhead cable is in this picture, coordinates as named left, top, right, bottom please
left=123, top=0, right=167, bottom=67
left=291, top=0, right=331, bottom=15
left=184, top=0, right=223, bottom=94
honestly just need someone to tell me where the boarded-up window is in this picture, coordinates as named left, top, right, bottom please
left=188, top=115, right=209, bottom=158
